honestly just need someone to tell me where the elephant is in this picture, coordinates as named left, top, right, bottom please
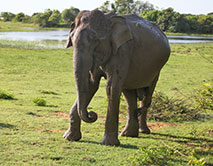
left=63, top=9, right=170, bottom=146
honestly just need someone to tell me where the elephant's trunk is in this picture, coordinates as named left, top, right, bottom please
left=74, top=50, right=98, bottom=123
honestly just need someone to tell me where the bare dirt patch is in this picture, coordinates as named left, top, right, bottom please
left=51, top=129, right=66, bottom=133
left=148, top=122, right=178, bottom=130
left=54, top=112, right=69, bottom=118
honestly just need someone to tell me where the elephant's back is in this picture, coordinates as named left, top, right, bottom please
left=124, top=14, right=169, bottom=47
left=125, top=14, right=170, bottom=63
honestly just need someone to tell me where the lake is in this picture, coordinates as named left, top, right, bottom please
left=0, top=30, right=212, bottom=48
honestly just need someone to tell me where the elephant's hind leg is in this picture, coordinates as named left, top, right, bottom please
left=63, top=99, right=82, bottom=141
left=120, top=89, right=139, bottom=137
left=138, top=74, right=159, bottom=134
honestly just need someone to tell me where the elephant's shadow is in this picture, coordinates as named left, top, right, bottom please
left=146, top=132, right=213, bottom=144
left=79, top=140, right=138, bottom=149
left=79, top=132, right=213, bottom=150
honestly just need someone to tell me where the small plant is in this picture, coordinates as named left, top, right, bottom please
left=40, top=90, right=58, bottom=95
left=33, top=97, right=47, bottom=106
left=0, top=89, right=14, bottom=100
left=188, top=150, right=206, bottom=166
left=194, top=83, right=213, bottom=110
left=128, top=146, right=174, bottom=166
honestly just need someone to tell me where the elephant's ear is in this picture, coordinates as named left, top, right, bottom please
left=65, top=22, right=75, bottom=48
left=111, top=16, right=133, bottom=54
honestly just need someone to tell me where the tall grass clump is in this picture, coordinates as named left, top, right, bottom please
left=0, top=89, right=14, bottom=100
left=33, top=97, right=47, bottom=106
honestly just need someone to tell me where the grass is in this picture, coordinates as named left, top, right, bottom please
left=0, top=41, right=212, bottom=165
left=0, top=21, right=69, bottom=32
left=0, top=40, right=66, bottom=49
left=0, top=21, right=40, bottom=32
left=165, top=32, right=213, bottom=37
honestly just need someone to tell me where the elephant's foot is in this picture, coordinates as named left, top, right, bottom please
left=63, top=129, right=82, bottom=141
left=120, top=128, right=139, bottom=137
left=101, top=135, right=120, bottom=146
left=139, top=126, right=151, bottom=134
left=120, top=121, right=139, bottom=137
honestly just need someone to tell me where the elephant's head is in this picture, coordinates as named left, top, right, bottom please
left=66, top=10, right=132, bottom=123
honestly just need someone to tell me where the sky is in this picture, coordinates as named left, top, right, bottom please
left=0, top=0, right=212, bottom=16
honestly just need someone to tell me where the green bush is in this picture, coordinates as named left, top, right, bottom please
left=194, top=83, right=213, bottom=110
left=0, top=89, right=14, bottom=100
left=148, top=91, right=200, bottom=122
left=129, top=145, right=206, bottom=166
left=33, top=97, right=47, bottom=106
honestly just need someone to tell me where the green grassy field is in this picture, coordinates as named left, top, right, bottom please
left=0, top=21, right=68, bottom=32
left=165, top=32, right=213, bottom=37
left=0, top=21, right=40, bottom=32
left=0, top=41, right=212, bottom=165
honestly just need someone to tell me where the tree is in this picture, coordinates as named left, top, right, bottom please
left=33, top=9, right=54, bottom=27
left=130, top=1, right=154, bottom=15
left=141, top=9, right=160, bottom=23
left=156, top=8, right=176, bottom=32
left=172, top=14, right=190, bottom=33
left=33, top=10, right=51, bottom=27
left=99, top=0, right=111, bottom=13
left=62, top=7, right=80, bottom=24
left=185, top=15, right=199, bottom=33
left=0, top=12, right=15, bottom=21
left=13, top=12, right=25, bottom=22
left=197, top=15, right=213, bottom=33
left=99, top=0, right=154, bottom=14
left=33, top=13, right=47, bottom=27
left=48, top=10, right=61, bottom=27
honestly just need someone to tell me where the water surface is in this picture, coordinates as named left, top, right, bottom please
left=0, top=30, right=212, bottom=48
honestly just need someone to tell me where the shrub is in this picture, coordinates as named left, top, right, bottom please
left=128, top=146, right=174, bottom=166
left=148, top=91, right=200, bottom=122
left=0, top=89, right=14, bottom=100
left=33, top=97, right=47, bottom=106
left=129, top=145, right=206, bottom=166
left=194, top=83, right=213, bottom=110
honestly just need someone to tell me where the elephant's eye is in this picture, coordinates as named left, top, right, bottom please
left=81, top=16, right=89, bottom=23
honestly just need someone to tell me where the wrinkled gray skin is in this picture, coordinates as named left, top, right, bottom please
left=63, top=10, right=170, bottom=146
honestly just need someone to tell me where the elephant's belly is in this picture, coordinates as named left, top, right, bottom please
left=122, top=55, right=166, bottom=89
left=123, top=69, right=158, bottom=89
left=122, top=41, right=169, bottom=89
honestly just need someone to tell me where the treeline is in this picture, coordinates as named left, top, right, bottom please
left=99, top=0, right=213, bottom=34
left=0, top=0, right=212, bottom=34
left=0, top=7, right=80, bottom=28
left=141, top=8, right=213, bottom=34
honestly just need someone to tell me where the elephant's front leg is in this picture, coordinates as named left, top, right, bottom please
left=64, top=76, right=101, bottom=142
left=63, top=100, right=81, bottom=141
left=101, top=80, right=122, bottom=146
